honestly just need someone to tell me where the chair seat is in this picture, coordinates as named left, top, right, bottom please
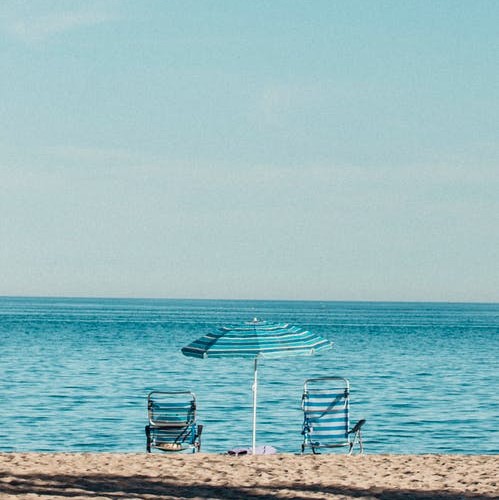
left=156, top=442, right=185, bottom=452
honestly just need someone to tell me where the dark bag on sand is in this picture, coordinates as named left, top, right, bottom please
left=228, top=445, right=277, bottom=456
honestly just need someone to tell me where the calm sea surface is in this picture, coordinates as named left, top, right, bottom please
left=0, top=297, right=497, bottom=454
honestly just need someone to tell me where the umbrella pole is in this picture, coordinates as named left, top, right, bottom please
left=252, top=357, right=258, bottom=454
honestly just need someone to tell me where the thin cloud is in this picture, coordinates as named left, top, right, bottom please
left=5, top=8, right=115, bottom=43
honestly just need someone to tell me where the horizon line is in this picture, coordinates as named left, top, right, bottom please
left=0, top=294, right=497, bottom=306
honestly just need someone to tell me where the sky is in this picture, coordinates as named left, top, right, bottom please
left=1, top=0, right=498, bottom=302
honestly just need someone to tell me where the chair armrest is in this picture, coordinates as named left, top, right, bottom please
left=348, top=419, right=366, bottom=434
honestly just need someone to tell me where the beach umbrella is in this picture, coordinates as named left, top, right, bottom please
left=181, top=318, right=333, bottom=454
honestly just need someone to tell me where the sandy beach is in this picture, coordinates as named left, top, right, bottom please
left=0, top=453, right=497, bottom=499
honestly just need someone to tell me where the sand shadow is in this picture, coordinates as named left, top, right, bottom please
left=0, top=471, right=495, bottom=499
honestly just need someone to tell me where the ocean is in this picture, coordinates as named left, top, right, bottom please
left=0, top=297, right=497, bottom=454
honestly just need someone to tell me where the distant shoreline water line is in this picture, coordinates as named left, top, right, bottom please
left=2, top=294, right=498, bottom=305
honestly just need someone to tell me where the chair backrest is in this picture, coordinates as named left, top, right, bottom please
left=302, top=377, right=350, bottom=446
left=147, top=391, right=196, bottom=427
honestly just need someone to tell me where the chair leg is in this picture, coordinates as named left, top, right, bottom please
left=358, top=430, right=364, bottom=454
left=348, top=419, right=366, bottom=455
left=145, top=425, right=151, bottom=453
left=349, top=430, right=364, bottom=455
left=196, top=424, right=203, bottom=453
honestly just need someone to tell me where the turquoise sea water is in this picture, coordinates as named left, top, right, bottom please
left=0, top=297, right=497, bottom=454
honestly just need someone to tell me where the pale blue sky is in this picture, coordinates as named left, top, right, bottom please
left=1, top=1, right=498, bottom=302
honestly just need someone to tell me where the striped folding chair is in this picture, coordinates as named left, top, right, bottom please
left=301, top=377, right=365, bottom=454
left=145, top=391, right=203, bottom=453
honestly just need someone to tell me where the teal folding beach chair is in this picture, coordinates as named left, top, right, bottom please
left=145, top=391, right=203, bottom=453
left=301, top=377, right=365, bottom=454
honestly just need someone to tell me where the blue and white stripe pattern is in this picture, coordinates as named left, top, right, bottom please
left=302, top=377, right=350, bottom=450
left=181, top=319, right=333, bottom=359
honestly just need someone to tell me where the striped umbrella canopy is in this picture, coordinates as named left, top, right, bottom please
left=181, top=318, right=333, bottom=453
